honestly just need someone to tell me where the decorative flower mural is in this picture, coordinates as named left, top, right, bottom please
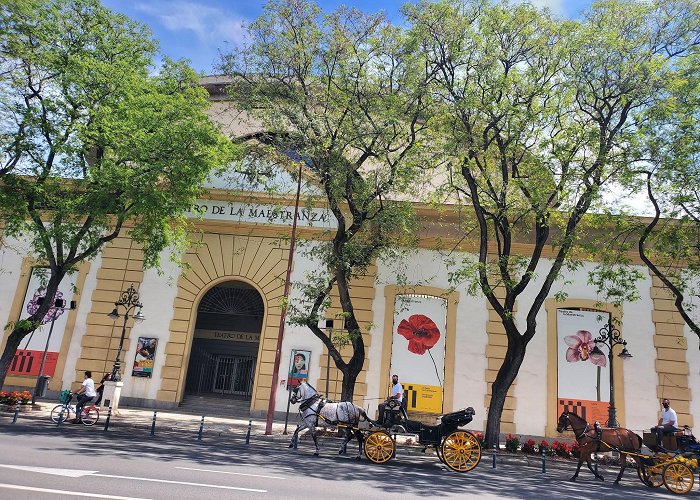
left=26, top=290, right=66, bottom=325
left=397, top=314, right=441, bottom=355
left=564, top=330, right=606, bottom=367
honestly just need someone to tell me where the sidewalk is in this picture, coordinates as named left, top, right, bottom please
left=2, top=400, right=290, bottom=440
left=1, top=401, right=633, bottom=478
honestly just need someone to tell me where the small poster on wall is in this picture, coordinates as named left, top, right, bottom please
left=132, top=337, right=158, bottom=378
left=287, top=349, right=310, bottom=387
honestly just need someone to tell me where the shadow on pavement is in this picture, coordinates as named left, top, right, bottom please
left=0, top=419, right=687, bottom=499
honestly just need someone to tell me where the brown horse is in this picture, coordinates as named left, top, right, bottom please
left=557, top=411, right=643, bottom=484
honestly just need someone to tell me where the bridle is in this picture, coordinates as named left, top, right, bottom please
left=290, top=383, right=321, bottom=410
left=559, top=412, right=591, bottom=440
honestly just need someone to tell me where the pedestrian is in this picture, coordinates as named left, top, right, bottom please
left=94, top=372, right=111, bottom=406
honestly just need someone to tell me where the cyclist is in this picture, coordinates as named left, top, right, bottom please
left=73, top=371, right=96, bottom=423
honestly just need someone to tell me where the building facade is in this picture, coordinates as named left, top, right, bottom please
left=1, top=85, right=698, bottom=438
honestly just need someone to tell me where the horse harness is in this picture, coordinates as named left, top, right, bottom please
left=567, top=414, right=625, bottom=453
left=298, top=396, right=360, bottom=430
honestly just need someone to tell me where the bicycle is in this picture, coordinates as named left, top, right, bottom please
left=50, top=391, right=100, bottom=426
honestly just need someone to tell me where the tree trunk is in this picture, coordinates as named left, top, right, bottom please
left=484, top=337, right=526, bottom=448
left=0, top=330, right=29, bottom=391
left=340, top=368, right=358, bottom=402
left=0, top=269, right=65, bottom=390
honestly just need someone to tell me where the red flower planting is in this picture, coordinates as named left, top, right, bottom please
left=397, top=314, right=441, bottom=355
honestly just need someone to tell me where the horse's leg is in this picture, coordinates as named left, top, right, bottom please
left=339, top=427, right=352, bottom=455
left=289, top=420, right=308, bottom=448
left=614, top=452, right=628, bottom=485
left=310, top=426, right=320, bottom=456
left=569, top=454, right=585, bottom=482
left=289, top=423, right=303, bottom=448
left=354, top=428, right=363, bottom=460
left=585, top=454, right=604, bottom=481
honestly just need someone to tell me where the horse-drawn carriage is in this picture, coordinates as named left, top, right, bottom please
left=364, top=398, right=482, bottom=472
left=557, top=411, right=699, bottom=495
left=289, top=382, right=482, bottom=473
left=637, top=427, right=700, bottom=495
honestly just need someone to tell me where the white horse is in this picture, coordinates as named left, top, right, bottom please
left=289, top=381, right=372, bottom=458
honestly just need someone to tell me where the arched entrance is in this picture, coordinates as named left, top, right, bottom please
left=184, top=281, right=264, bottom=403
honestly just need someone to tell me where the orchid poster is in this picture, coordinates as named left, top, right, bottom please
left=390, top=294, right=447, bottom=413
left=9, top=268, right=76, bottom=377
left=557, top=309, right=610, bottom=423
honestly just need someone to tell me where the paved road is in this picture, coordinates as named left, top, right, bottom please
left=0, top=419, right=694, bottom=499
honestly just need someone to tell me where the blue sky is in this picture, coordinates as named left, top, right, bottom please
left=102, top=1, right=595, bottom=74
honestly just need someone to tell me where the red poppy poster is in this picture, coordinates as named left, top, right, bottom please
left=557, top=309, right=610, bottom=422
left=8, top=268, right=75, bottom=377
left=390, top=295, right=447, bottom=413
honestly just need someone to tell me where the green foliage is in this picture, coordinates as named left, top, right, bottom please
left=406, top=0, right=700, bottom=447
left=0, top=0, right=236, bottom=270
left=4, top=319, right=40, bottom=333
left=222, top=0, right=432, bottom=396
left=504, top=433, right=520, bottom=453
left=0, top=0, right=236, bottom=389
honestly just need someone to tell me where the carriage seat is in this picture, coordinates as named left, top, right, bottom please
left=441, top=407, right=475, bottom=427
left=383, top=397, right=408, bottom=427
left=643, top=431, right=680, bottom=452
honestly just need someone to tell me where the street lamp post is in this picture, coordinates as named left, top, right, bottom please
left=107, top=284, right=145, bottom=382
left=591, top=323, right=633, bottom=428
left=31, top=296, right=76, bottom=404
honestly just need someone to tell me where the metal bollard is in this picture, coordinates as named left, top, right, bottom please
left=492, top=444, right=496, bottom=468
left=197, top=416, right=205, bottom=441
left=245, top=419, right=252, bottom=445
left=12, top=406, right=19, bottom=424
left=150, top=411, right=157, bottom=437
left=103, top=406, right=112, bottom=431
left=541, top=447, right=546, bottom=473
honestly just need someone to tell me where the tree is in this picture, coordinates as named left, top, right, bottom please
left=220, top=0, right=432, bottom=400
left=0, top=0, right=235, bottom=389
left=637, top=46, right=700, bottom=348
left=406, top=0, right=699, bottom=446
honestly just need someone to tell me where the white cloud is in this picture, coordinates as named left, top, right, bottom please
left=136, top=1, right=247, bottom=45
left=519, top=0, right=566, bottom=18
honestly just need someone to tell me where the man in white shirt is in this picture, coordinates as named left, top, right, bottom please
left=73, top=371, right=96, bottom=423
left=378, top=374, right=404, bottom=424
left=653, top=398, right=678, bottom=448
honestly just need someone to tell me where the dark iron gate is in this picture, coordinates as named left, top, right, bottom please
left=186, top=346, right=255, bottom=397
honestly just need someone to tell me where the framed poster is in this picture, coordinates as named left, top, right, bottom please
left=390, top=294, right=447, bottom=414
left=287, top=349, right=310, bottom=387
left=557, top=309, right=610, bottom=423
left=9, top=267, right=76, bottom=377
left=132, top=337, right=158, bottom=378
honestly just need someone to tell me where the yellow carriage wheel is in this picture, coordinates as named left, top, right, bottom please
left=441, top=431, right=482, bottom=473
left=436, top=445, right=446, bottom=465
left=637, top=463, right=663, bottom=488
left=364, top=431, right=394, bottom=465
left=663, top=462, right=694, bottom=495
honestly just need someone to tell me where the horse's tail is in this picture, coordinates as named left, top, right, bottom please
left=633, top=432, right=643, bottom=451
